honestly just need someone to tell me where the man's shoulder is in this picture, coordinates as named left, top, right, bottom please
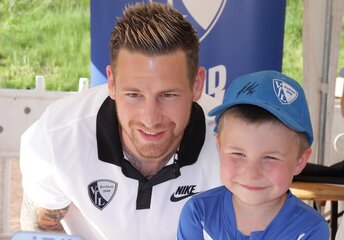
left=43, top=84, right=109, bottom=128
left=197, top=93, right=220, bottom=129
left=50, top=84, right=108, bottom=110
left=197, top=93, right=220, bottom=114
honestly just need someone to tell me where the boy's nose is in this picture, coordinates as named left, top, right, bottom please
left=242, top=161, right=263, bottom=180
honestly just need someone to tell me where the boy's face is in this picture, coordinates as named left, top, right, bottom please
left=217, top=114, right=311, bottom=207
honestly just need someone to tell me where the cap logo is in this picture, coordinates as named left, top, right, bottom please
left=273, top=79, right=298, bottom=104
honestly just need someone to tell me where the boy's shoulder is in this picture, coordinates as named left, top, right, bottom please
left=265, top=191, right=329, bottom=238
left=274, top=191, right=328, bottom=230
left=288, top=191, right=322, bottom=217
left=192, top=185, right=229, bottom=201
left=290, top=192, right=326, bottom=218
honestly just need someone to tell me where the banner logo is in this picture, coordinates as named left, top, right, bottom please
left=153, top=0, right=227, bottom=42
left=88, top=179, right=118, bottom=210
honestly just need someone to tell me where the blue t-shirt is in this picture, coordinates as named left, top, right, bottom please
left=178, top=186, right=329, bottom=240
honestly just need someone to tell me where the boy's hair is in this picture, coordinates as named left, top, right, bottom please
left=217, top=104, right=310, bottom=155
left=209, top=70, right=314, bottom=145
left=109, top=2, right=199, bottom=84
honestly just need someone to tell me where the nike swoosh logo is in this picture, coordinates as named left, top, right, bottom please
left=297, top=233, right=305, bottom=240
left=170, top=192, right=199, bottom=202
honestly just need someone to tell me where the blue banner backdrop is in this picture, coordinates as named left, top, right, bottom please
left=91, top=0, right=286, bottom=102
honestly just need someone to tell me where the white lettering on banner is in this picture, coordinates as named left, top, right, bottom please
left=205, top=64, right=227, bottom=102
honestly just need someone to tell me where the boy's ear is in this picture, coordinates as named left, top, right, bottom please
left=294, top=148, right=312, bottom=176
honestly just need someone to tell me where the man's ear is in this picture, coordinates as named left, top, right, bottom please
left=294, top=148, right=312, bottom=176
left=192, top=67, right=206, bottom=102
left=106, top=65, right=116, bottom=100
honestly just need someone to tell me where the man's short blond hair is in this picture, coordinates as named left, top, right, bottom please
left=109, top=2, right=199, bottom=85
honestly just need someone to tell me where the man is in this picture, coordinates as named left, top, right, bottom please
left=20, top=2, right=221, bottom=239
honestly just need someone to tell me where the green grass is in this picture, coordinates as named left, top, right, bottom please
left=338, top=17, right=344, bottom=76
left=0, top=0, right=342, bottom=90
left=283, top=1, right=344, bottom=82
left=0, top=0, right=90, bottom=91
left=282, top=0, right=304, bottom=82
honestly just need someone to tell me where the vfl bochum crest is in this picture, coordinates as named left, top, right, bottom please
left=273, top=79, right=298, bottom=104
left=152, top=0, right=227, bottom=42
left=88, top=179, right=117, bottom=210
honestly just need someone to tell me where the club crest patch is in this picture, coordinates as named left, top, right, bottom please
left=273, top=79, right=298, bottom=104
left=88, top=179, right=117, bottom=210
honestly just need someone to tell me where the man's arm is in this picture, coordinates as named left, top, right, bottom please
left=20, top=194, right=69, bottom=233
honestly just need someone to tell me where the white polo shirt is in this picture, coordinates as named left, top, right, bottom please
left=20, top=84, right=221, bottom=240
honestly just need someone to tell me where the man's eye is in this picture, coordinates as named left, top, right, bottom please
left=161, top=93, right=177, bottom=98
left=126, top=93, right=140, bottom=98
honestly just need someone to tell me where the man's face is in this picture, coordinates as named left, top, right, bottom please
left=107, top=49, right=204, bottom=162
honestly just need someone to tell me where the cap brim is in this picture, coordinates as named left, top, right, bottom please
left=208, top=99, right=313, bottom=143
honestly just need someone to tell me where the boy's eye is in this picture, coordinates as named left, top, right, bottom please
left=264, top=156, right=279, bottom=161
left=231, top=152, right=245, bottom=158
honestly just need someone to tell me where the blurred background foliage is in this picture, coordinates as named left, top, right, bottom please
left=0, top=0, right=90, bottom=91
left=0, top=0, right=343, bottom=90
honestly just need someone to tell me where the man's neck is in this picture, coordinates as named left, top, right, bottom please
left=123, top=149, right=176, bottom=179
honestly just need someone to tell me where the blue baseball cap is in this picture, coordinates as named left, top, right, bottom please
left=208, top=70, right=314, bottom=144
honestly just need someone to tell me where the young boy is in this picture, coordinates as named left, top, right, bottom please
left=177, top=70, right=329, bottom=239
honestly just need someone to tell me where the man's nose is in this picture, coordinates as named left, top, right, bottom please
left=140, top=98, right=162, bottom=128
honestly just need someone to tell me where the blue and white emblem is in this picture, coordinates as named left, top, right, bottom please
left=88, top=179, right=117, bottom=210
left=153, top=0, right=227, bottom=42
left=273, top=79, right=298, bottom=104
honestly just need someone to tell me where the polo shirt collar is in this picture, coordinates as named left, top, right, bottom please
left=96, top=97, right=206, bottom=209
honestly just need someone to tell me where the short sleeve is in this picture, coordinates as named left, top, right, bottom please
left=20, top=109, right=71, bottom=210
